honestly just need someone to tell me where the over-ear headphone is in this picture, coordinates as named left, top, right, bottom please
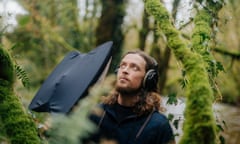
left=142, top=58, right=159, bottom=91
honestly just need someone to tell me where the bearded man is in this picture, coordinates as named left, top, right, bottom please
left=83, top=50, right=175, bottom=144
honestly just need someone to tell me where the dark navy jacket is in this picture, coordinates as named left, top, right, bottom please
left=85, top=103, right=174, bottom=144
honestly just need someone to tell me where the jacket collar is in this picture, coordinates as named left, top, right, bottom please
left=103, top=103, right=138, bottom=122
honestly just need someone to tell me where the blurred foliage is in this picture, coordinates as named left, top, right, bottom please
left=213, top=0, right=240, bottom=105
left=4, top=0, right=101, bottom=88
left=46, top=75, right=115, bottom=144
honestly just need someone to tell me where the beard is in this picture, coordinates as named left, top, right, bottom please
left=115, top=85, right=141, bottom=96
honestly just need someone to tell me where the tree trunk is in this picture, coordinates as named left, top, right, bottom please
left=139, top=9, right=149, bottom=50
left=150, top=30, right=171, bottom=93
left=96, top=0, right=126, bottom=73
left=145, top=0, right=220, bottom=143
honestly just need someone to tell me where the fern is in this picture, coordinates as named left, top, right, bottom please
left=14, top=64, right=30, bottom=88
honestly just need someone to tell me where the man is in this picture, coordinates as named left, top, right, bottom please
left=84, top=50, right=175, bottom=144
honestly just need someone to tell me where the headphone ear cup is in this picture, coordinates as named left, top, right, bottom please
left=143, top=69, right=158, bottom=91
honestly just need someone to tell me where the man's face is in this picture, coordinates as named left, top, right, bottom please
left=116, top=53, right=146, bottom=95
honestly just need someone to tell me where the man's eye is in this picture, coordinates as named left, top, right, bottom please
left=119, top=64, right=126, bottom=69
left=132, top=66, right=139, bottom=71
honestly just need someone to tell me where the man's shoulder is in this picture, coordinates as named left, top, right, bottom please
left=89, top=103, right=105, bottom=117
left=150, top=111, right=170, bottom=125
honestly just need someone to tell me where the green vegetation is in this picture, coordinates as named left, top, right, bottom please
left=0, top=0, right=239, bottom=143
left=0, top=47, right=40, bottom=144
left=145, top=0, right=224, bottom=143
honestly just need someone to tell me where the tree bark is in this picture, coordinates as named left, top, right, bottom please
left=96, top=0, right=126, bottom=73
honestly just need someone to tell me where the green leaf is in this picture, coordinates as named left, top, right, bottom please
left=18, top=15, right=30, bottom=26
left=14, top=65, right=30, bottom=88
left=217, top=124, right=224, bottom=132
left=173, top=119, right=180, bottom=129
left=219, top=135, right=225, bottom=144
left=216, top=61, right=225, bottom=73
left=167, top=113, right=174, bottom=122
left=167, top=93, right=178, bottom=105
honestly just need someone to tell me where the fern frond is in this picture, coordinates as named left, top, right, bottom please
left=14, top=64, right=30, bottom=88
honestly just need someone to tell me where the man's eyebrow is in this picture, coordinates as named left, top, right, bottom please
left=131, top=63, right=144, bottom=70
left=119, top=61, right=126, bottom=65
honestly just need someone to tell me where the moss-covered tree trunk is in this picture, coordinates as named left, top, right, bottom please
left=0, top=47, right=40, bottom=143
left=145, top=0, right=223, bottom=143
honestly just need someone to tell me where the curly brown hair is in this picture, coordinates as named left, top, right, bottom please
left=102, top=50, right=164, bottom=115
left=102, top=90, right=163, bottom=115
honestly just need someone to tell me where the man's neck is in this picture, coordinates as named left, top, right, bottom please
left=117, top=94, right=139, bottom=107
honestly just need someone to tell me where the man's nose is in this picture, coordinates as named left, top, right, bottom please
left=121, top=66, right=130, bottom=73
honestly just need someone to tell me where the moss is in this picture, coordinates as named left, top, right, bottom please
left=0, top=79, right=41, bottom=144
left=0, top=46, right=40, bottom=143
left=191, top=10, right=212, bottom=55
left=192, top=8, right=224, bottom=82
left=0, top=47, right=14, bottom=85
left=145, top=0, right=218, bottom=143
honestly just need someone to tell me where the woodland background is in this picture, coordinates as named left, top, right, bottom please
left=0, top=0, right=240, bottom=144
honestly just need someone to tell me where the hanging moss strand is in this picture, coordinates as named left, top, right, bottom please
left=192, top=10, right=212, bottom=55
left=191, top=10, right=218, bottom=80
left=145, top=0, right=217, bottom=143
